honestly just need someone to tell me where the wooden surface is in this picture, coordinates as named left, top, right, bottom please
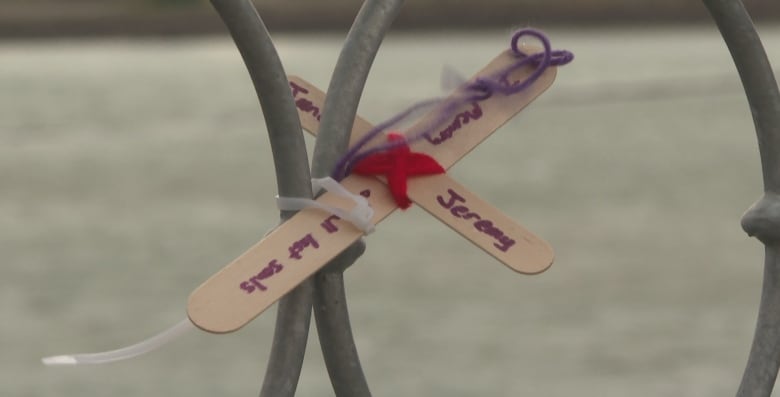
left=188, top=46, right=557, bottom=334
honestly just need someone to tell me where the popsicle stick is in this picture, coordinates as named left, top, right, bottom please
left=408, top=175, right=553, bottom=274
left=188, top=175, right=398, bottom=334
left=188, top=45, right=557, bottom=334
left=289, top=43, right=557, bottom=167
left=407, top=50, right=557, bottom=169
left=288, top=48, right=555, bottom=273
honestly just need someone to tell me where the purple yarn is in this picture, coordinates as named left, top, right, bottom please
left=331, top=28, right=574, bottom=181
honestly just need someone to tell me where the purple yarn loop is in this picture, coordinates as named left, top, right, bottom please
left=331, top=28, right=573, bottom=181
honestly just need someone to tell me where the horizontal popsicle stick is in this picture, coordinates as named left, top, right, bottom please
left=188, top=175, right=398, bottom=333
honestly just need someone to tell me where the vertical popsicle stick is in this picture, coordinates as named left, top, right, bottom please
left=288, top=46, right=555, bottom=273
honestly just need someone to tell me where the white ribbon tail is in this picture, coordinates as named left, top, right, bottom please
left=42, top=318, right=194, bottom=366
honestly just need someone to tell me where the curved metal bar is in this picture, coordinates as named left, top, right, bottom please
left=702, top=1, right=780, bottom=396
left=703, top=0, right=780, bottom=193
left=258, top=285, right=314, bottom=397
left=737, top=247, right=780, bottom=397
left=308, top=0, right=404, bottom=395
left=313, top=241, right=369, bottom=395
left=208, top=1, right=314, bottom=396
left=311, top=0, right=405, bottom=178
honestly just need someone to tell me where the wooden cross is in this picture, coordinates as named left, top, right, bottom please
left=188, top=45, right=559, bottom=334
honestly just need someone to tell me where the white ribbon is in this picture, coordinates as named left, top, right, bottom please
left=42, top=178, right=374, bottom=367
left=276, top=177, right=375, bottom=234
left=42, top=318, right=194, bottom=366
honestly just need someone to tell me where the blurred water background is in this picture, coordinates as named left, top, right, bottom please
left=2, top=0, right=779, bottom=36
left=2, top=5, right=780, bottom=397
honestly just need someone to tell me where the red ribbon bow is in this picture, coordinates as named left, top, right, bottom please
left=352, top=133, right=445, bottom=209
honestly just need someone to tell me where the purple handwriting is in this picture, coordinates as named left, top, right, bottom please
left=436, top=188, right=516, bottom=252
left=238, top=188, right=374, bottom=294
left=239, top=259, right=284, bottom=294
left=238, top=231, right=324, bottom=294
left=289, top=233, right=319, bottom=260
left=320, top=189, right=372, bottom=234
left=289, top=81, right=321, bottom=121
left=424, top=103, right=483, bottom=145
left=321, top=215, right=340, bottom=233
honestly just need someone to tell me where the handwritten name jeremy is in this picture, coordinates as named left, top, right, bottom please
left=436, top=188, right=516, bottom=252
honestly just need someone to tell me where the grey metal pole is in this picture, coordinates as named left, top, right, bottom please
left=309, top=0, right=405, bottom=395
left=702, top=1, right=780, bottom=396
left=208, top=1, right=314, bottom=396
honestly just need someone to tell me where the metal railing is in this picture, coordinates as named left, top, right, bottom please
left=209, top=0, right=780, bottom=395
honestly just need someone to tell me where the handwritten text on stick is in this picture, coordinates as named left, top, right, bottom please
left=290, top=81, right=322, bottom=121
left=239, top=259, right=284, bottom=294
left=239, top=232, right=324, bottom=294
left=436, top=188, right=516, bottom=252
left=424, top=103, right=483, bottom=145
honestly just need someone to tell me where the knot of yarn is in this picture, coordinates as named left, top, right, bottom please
left=330, top=28, right=572, bottom=182
left=352, top=133, right=445, bottom=209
